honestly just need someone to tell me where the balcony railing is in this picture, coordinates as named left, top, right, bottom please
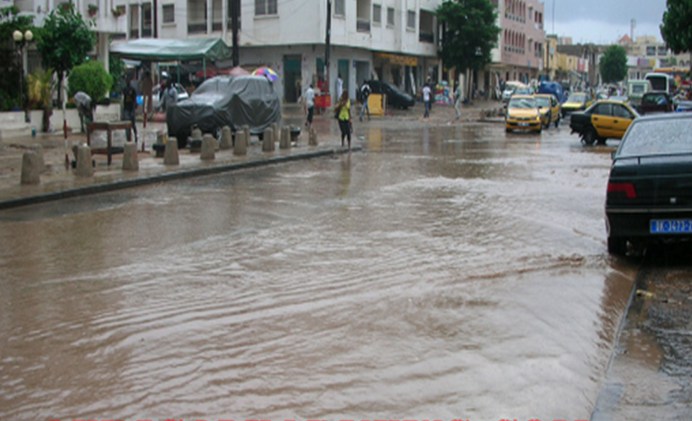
left=356, top=19, right=370, bottom=33
left=188, top=21, right=207, bottom=34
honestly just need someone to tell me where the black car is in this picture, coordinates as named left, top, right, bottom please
left=167, top=75, right=281, bottom=147
left=638, top=91, right=675, bottom=115
left=605, top=113, right=692, bottom=255
left=366, top=80, right=415, bottom=109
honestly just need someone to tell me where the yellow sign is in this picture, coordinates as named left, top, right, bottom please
left=375, top=53, right=418, bottom=66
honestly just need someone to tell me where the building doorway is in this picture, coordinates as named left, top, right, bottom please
left=283, top=55, right=302, bottom=103
left=337, top=59, right=349, bottom=97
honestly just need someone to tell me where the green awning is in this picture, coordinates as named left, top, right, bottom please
left=110, top=38, right=231, bottom=62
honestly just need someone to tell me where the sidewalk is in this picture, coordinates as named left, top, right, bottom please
left=0, top=99, right=503, bottom=210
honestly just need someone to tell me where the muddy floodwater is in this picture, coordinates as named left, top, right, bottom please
left=0, top=122, right=638, bottom=420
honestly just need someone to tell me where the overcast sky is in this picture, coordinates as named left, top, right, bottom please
left=541, top=0, right=667, bottom=44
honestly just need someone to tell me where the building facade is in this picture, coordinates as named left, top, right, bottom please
left=489, top=0, right=545, bottom=85
left=12, top=0, right=443, bottom=103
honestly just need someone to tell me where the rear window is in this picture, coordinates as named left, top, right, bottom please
left=617, top=118, right=692, bottom=157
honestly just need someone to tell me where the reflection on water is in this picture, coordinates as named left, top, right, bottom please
left=0, top=124, right=636, bottom=420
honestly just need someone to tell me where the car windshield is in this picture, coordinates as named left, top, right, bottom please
left=508, top=97, right=537, bottom=109
left=617, top=119, right=692, bottom=158
left=567, top=93, right=586, bottom=102
left=535, top=97, right=551, bottom=107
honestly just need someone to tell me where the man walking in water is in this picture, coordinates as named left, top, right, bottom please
left=359, top=80, right=371, bottom=122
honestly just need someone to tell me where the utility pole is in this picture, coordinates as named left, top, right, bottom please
left=325, top=0, right=331, bottom=100
left=232, top=0, right=239, bottom=66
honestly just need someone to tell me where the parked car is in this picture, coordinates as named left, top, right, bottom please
left=569, top=100, right=639, bottom=145
left=605, top=113, right=692, bottom=255
left=166, top=75, right=281, bottom=147
left=534, top=93, right=561, bottom=128
left=505, top=95, right=542, bottom=134
left=366, top=80, right=415, bottom=109
left=638, top=91, right=675, bottom=114
left=561, top=92, right=593, bottom=117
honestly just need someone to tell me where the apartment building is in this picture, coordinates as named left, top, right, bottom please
left=489, top=0, right=545, bottom=86
left=11, top=0, right=442, bottom=102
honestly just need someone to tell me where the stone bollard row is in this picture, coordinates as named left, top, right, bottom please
left=122, top=141, right=139, bottom=171
left=164, top=137, right=180, bottom=165
left=309, top=127, right=318, bottom=146
left=220, top=126, right=232, bottom=150
left=279, top=126, right=291, bottom=150
left=262, top=127, right=275, bottom=152
left=234, top=130, right=248, bottom=156
left=201, top=134, right=216, bottom=160
left=20, top=151, right=41, bottom=185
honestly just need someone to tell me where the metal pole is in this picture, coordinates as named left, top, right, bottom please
left=232, top=0, right=239, bottom=67
left=325, top=0, right=331, bottom=97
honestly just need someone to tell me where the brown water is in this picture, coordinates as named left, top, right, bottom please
left=0, top=123, right=637, bottom=420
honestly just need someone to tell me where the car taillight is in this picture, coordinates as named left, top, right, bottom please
left=607, top=182, right=637, bottom=199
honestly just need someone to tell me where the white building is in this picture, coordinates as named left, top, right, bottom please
left=13, top=0, right=442, bottom=103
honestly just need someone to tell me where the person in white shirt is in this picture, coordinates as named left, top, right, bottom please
left=359, top=80, right=371, bottom=122
left=422, top=82, right=432, bottom=118
left=336, top=74, right=343, bottom=100
left=454, top=83, right=463, bottom=120
left=304, top=84, right=315, bottom=128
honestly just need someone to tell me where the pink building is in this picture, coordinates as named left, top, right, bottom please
left=489, top=0, right=546, bottom=84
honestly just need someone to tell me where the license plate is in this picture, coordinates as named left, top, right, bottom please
left=519, top=123, right=529, bottom=127
left=650, top=219, right=692, bottom=234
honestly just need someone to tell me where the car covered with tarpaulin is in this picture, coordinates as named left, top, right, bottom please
left=166, top=75, right=281, bottom=146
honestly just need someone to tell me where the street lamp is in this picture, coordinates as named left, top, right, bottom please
left=13, top=29, right=33, bottom=123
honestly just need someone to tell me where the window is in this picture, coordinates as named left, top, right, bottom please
left=334, top=0, right=345, bottom=16
left=373, top=4, right=381, bottom=24
left=613, top=104, right=633, bottom=119
left=255, top=0, right=277, bottom=16
left=407, top=10, right=415, bottom=29
left=162, top=4, right=175, bottom=23
left=593, top=103, right=612, bottom=116
left=387, top=7, right=394, bottom=26
left=646, top=46, right=656, bottom=56
left=657, top=46, right=667, bottom=56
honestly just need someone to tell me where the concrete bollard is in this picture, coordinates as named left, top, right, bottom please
left=75, top=144, right=93, bottom=177
left=20, top=151, right=41, bottom=185
left=234, top=130, right=247, bottom=156
left=201, top=134, right=216, bottom=160
left=30, top=145, right=46, bottom=172
left=280, top=126, right=291, bottom=149
left=271, top=123, right=279, bottom=140
left=164, top=137, right=180, bottom=165
left=262, top=127, right=275, bottom=152
left=243, top=126, right=251, bottom=144
left=220, top=126, right=232, bottom=150
left=309, top=127, right=318, bottom=146
left=122, top=141, right=139, bottom=171
left=189, top=128, right=203, bottom=153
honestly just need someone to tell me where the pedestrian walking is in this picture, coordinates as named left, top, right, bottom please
left=304, top=83, right=315, bottom=129
left=334, top=91, right=352, bottom=149
left=359, top=80, right=371, bottom=122
left=122, top=76, right=138, bottom=142
left=422, top=82, right=432, bottom=118
left=162, top=79, right=178, bottom=113
left=454, top=83, right=463, bottom=120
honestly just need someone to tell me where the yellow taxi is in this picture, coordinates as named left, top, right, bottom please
left=534, top=93, right=561, bottom=128
left=505, top=95, right=542, bottom=133
left=569, top=100, right=640, bottom=145
left=561, top=92, right=593, bottom=117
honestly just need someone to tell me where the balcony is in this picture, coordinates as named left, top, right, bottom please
left=91, top=14, right=128, bottom=34
left=357, top=19, right=370, bottom=33
left=419, top=32, right=434, bottom=43
left=188, top=21, right=207, bottom=34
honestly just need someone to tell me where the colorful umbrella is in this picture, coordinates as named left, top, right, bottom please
left=252, top=66, right=279, bottom=82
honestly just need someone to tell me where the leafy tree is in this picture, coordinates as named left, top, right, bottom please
left=68, top=60, right=112, bottom=104
left=35, top=4, right=95, bottom=105
left=109, top=54, right=126, bottom=95
left=599, top=45, right=628, bottom=84
left=437, top=0, right=501, bottom=73
left=0, top=6, right=35, bottom=111
left=660, top=0, right=692, bottom=56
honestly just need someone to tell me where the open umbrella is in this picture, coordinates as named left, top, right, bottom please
left=252, top=66, right=279, bottom=82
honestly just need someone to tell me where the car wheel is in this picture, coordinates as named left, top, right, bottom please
left=607, top=236, right=627, bottom=256
left=596, top=137, right=607, bottom=145
left=583, top=128, right=596, bottom=146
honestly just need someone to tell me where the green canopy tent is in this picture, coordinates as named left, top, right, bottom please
left=110, top=38, right=232, bottom=82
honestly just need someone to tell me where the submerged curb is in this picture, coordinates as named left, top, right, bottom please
left=0, top=146, right=361, bottom=210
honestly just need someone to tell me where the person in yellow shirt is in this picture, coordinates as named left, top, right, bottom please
left=334, top=91, right=352, bottom=149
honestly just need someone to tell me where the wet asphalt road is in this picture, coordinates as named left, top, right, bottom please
left=0, top=115, right=689, bottom=420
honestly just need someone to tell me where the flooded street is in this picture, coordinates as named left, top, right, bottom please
left=1, top=121, right=638, bottom=420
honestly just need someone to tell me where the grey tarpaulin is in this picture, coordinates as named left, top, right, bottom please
left=166, top=76, right=281, bottom=145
